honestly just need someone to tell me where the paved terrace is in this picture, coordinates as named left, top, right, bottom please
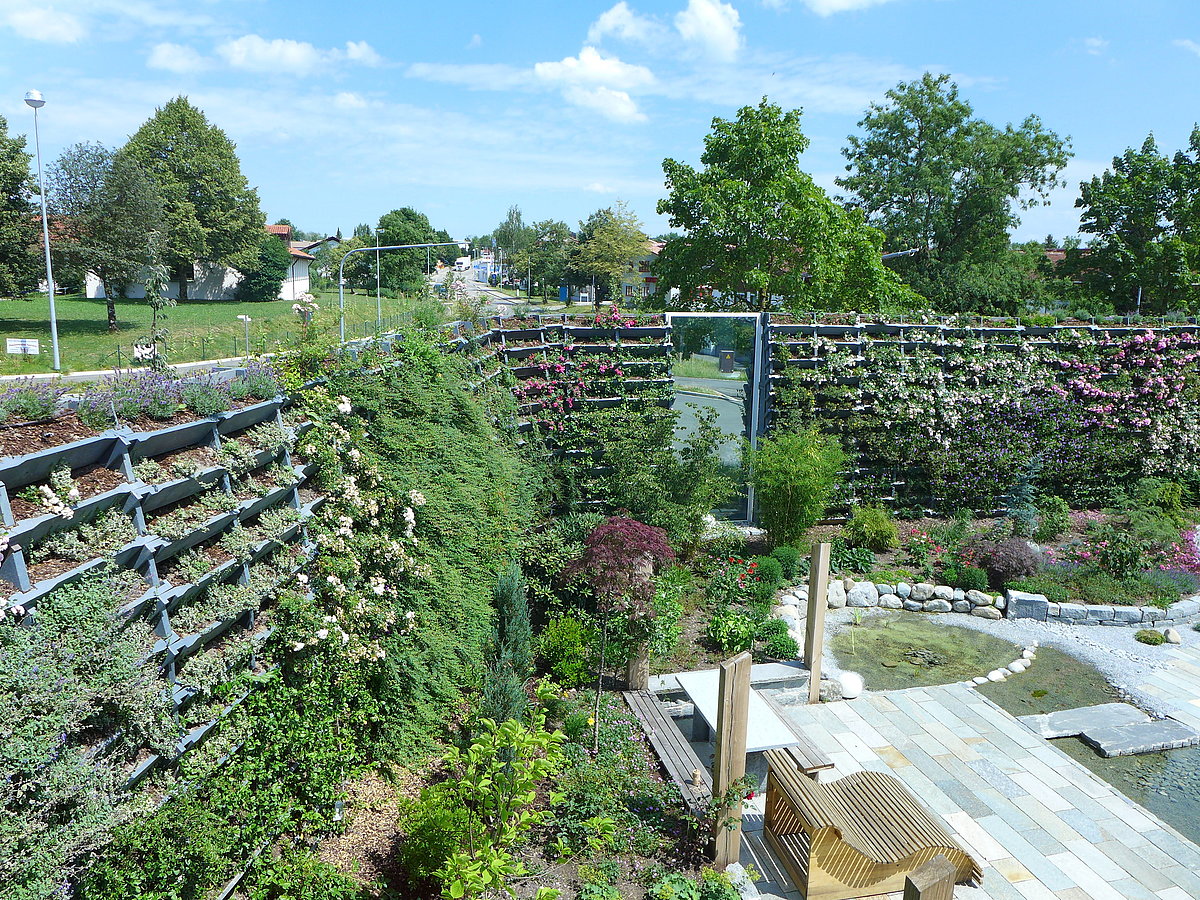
left=1137, top=644, right=1200, bottom=733
left=739, top=682, right=1200, bottom=900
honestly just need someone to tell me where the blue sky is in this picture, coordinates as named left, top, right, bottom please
left=2, top=0, right=1199, bottom=244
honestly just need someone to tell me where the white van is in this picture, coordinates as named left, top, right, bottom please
left=454, top=256, right=471, bottom=272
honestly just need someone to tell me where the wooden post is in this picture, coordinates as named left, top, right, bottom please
left=712, top=651, right=751, bottom=870
left=903, top=854, right=957, bottom=900
left=805, top=542, right=831, bottom=705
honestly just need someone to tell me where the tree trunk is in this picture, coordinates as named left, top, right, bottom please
left=626, top=640, right=649, bottom=691
left=104, top=281, right=118, bottom=332
left=176, top=264, right=189, bottom=302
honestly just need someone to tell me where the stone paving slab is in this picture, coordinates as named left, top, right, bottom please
left=762, top=682, right=1200, bottom=900
left=1081, top=719, right=1200, bottom=757
left=1018, top=703, right=1148, bottom=739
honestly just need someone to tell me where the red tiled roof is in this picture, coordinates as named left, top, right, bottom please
left=287, top=246, right=315, bottom=261
left=266, top=224, right=293, bottom=237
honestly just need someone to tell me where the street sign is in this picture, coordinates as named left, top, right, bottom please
left=6, top=338, right=39, bottom=355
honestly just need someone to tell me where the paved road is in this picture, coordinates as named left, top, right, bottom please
left=672, top=375, right=747, bottom=466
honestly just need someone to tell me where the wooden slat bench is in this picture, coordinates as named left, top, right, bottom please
left=763, top=748, right=981, bottom=900
left=623, top=690, right=712, bottom=817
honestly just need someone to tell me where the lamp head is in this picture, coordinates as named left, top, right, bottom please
left=24, top=90, right=45, bottom=109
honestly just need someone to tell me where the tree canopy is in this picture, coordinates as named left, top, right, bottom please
left=838, top=73, right=1071, bottom=309
left=1068, top=129, right=1200, bottom=314
left=654, top=98, right=916, bottom=312
left=121, top=97, right=264, bottom=300
left=377, top=207, right=440, bottom=290
left=0, top=114, right=40, bottom=298
left=570, top=201, right=647, bottom=303
left=236, top=233, right=292, bottom=303
left=49, top=142, right=164, bottom=330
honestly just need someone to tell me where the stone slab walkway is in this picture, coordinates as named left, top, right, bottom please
left=756, top=682, right=1200, bottom=900
left=1136, top=644, right=1200, bottom=732
left=1018, top=702, right=1199, bottom=757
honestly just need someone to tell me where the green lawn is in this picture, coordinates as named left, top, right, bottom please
left=671, top=353, right=745, bottom=379
left=0, top=290, right=431, bottom=374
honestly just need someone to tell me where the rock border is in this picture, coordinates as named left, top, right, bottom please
left=968, top=642, right=1039, bottom=686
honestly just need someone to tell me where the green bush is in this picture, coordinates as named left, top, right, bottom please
left=756, top=618, right=790, bottom=640
left=843, top=505, right=899, bottom=552
left=770, top=546, right=801, bottom=580
left=753, top=555, right=784, bottom=587
left=648, top=872, right=701, bottom=900
left=1006, top=574, right=1071, bottom=603
left=705, top=607, right=756, bottom=654
left=763, top=632, right=799, bottom=660
left=946, top=565, right=988, bottom=593
left=1135, top=629, right=1166, bottom=645
left=244, top=847, right=362, bottom=900
left=746, top=427, right=845, bottom=546
left=537, top=615, right=594, bottom=688
left=1034, top=495, right=1070, bottom=541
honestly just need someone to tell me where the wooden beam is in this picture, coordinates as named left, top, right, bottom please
left=712, top=651, right=752, bottom=870
left=805, top=542, right=831, bottom=705
left=904, top=854, right=957, bottom=900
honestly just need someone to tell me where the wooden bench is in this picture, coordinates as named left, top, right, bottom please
left=763, top=748, right=982, bottom=900
left=623, top=690, right=712, bottom=818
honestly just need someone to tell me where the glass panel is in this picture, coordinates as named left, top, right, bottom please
left=670, top=315, right=758, bottom=520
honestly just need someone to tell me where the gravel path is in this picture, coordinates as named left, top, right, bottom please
left=811, top=600, right=1200, bottom=719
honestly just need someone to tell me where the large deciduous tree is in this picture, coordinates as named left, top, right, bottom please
left=377, top=207, right=438, bottom=290
left=570, top=201, right=647, bottom=304
left=236, top=233, right=292, bottom=303
left=838, top=73, right=1071, bottom=310
left=1068, top=130, right=1200, bottom=314
left=0, top=114, right=40, bottom=299
left=655, top=98, right=915, bottom=312
left=48, top=142, right=165, bottom=330
left=121, top=97, right=264, bottom=301
left=526, top=218, right=572, bottom=300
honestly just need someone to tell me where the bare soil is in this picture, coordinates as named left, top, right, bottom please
left=319, top=768, right=421, bottom=896
left=0, top=415, right=97, bottom=457
left=25, top=554, right=87, bottom=585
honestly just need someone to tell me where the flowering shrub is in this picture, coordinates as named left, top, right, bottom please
left=0, top=377, right=60, bottom=423
left=705, top=557, right=757, bottom=606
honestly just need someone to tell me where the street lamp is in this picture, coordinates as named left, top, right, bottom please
left=236, top=314, right=252, bottom=358
left=24, top=90, right=60, bottom=371
left=374, top=227, right=384, bottom=331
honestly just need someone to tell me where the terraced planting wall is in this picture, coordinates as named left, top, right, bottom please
left=1, top=385, right=320, bottom=785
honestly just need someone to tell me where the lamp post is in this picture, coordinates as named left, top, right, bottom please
left=339, top=240, right=466, bottom=341
left=236, top=314, right=251, bottom=358
left=375, top=227, right=383, bottom=331
left=24, top=90, right=60, bottom=371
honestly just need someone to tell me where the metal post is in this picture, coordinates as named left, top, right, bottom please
left=376, top=230, right=382, bottom=333
left=29, top=101, right=60, bottom=371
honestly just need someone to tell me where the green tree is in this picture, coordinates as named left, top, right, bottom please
left=236, top=233, right=292, bottom=303
left=1069, top=130, right=1200, bottom=314
left=48, top=142, right=165, bottom=330
left=121, top=97, right=264, bottom=301
left=656, top=98, right=915, bottom=312
left=570, top=201, right=647, bottom=305
left=377, top=207, right=438, bottom=290
left=327, top=236, right=371, bottom=292
left=527, top=219, right=572, bottom=300
left=491, top=205, right=534, bottom=259
left=838, top=73, right=1071, bottom=310
left=0, top=114, right=40, bottom=298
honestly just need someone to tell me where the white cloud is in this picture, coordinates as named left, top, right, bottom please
left=534, top=46, right=654, bottom=91
left=563, top=85, right=647, bottom=123
left=585, top=181, right=615, bottom=193
left=587, top=2, right=670, bottom=46
left=5, top=7, right=85, bottom=43
left=217, top=35, right=325, bottom=75
left=467, top=33, right=482, bottom=49
left=1175, top=38, right=1200, bottom=58
left=1083, top=36, right=1108, bottom=56
left=675, top=0, right=742, bottom=63
left=406, top=62, right=533, bottom=91
left=799, top=0, right=899, bottom=14
left=147, top=42, right=209, bottom=73
left=344, top=40, right=382, bottom=66
left=334, top=91, right=367, bottom=109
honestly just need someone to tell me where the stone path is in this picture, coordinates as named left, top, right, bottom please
left=1136, top=644, right=1200, bottom=732
left=751, top=682, right=1200, bottom=900
left=1018, top=702, right=1200, bottom=757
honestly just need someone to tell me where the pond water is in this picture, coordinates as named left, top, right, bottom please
left=830, top=615, right=1020, bottom=689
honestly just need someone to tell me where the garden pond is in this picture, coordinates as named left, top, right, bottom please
left=830, top=618, right=1200, bottom=844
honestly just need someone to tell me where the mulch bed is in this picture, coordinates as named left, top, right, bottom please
left=8, top=463, right=127, bottom=522
left=0, top=415, right=97, bottom=458
left=319, top=768, right=421, bottom=896
left=24, top=554, right=87, bottom=585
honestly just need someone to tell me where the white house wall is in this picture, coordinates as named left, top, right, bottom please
left=86, top=260, right=308, bottom=301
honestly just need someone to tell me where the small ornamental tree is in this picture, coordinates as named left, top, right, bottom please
left=569, top=517, right=674, bottom=743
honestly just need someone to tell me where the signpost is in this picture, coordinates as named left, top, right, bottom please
left=6, top=338, right=40, bottom=355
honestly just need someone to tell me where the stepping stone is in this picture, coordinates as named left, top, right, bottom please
left=1019, top=702, right=1148, bottom=739
left=1081, top=719, right=1200, bottom=757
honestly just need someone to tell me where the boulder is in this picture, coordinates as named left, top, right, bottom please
left=818, top=679, right=843, bottom=702
left=971, top=606, right=1003, bottom=620
left=840, top=671, right=865, bottom=700
left=902, top=600, right=924, bottom=612
left=994, top=593, right=1007, bottom=611
left=827, top=581, right=847, bottom=609
left=847, top=581, right=880, bottom=608
left=1165, top=627, right=1182, bottom=645
left=972, top=676, right=989, bottom=685
left=967, top=590, right=992, bottom=607
left=1007, top=590, right=1049, bottom=621
left=896, top=582, right=912, bottom=598
left=879, top=594, right=903, bottom=609
left=875, top=583, right=894, bottom=596
left=986, top=669, right=1008, bottom=682
left=952, top=600, right=971, bottom=614
left=952, top=588, right=966, bottom=602
left=1008, top=659, right=1030, bottom=674
left=924, top=599, right=953, bottom=613
left=932, top=585, right=954, bottom=601
left=911, top=582, right=936, bottom=601
left=842, top=576, right=855, bottom=592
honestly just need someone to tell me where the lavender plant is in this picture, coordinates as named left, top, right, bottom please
left=0, top=378, right=61, bottom=423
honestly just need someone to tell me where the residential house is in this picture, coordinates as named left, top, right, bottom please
left=619, top=239, right=665, bottom=303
